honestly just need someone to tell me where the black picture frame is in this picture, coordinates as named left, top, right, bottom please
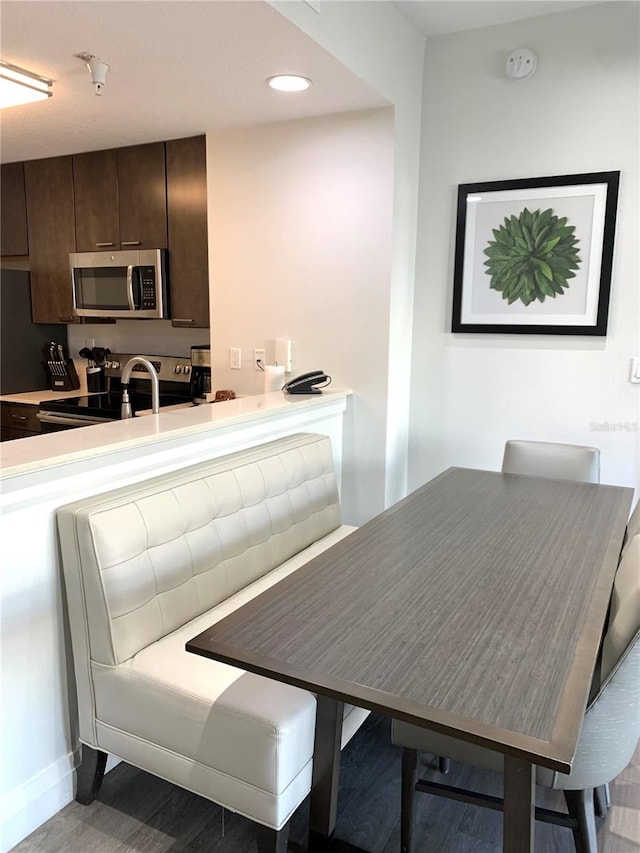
left=451, top=171, right=620, bottom=335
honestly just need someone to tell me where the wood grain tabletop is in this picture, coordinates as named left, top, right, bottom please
left=187, top=467, right=632, bottom=772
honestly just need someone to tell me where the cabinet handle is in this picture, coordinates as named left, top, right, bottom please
left=121, top=241, right=141, bottom=247
left=96, top=242, right=115, bottom=248
left=172, top=318, right=194, bottom=325
left=11, top=415, right=27, bottom=422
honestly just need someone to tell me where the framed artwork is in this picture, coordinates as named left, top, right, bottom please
left=451, top=171, right=620, bottom=335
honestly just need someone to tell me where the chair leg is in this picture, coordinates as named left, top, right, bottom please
left=438, top=757, right=451, bottom=774
left=401, top=748, right=419, bottom=853
left=255, top=820, right=290, bottom=853
left=594, top=785, right=608, bottom=818
left=564, top=789, right=598, bottom=853
left=75, top=744, right=108, bottom=805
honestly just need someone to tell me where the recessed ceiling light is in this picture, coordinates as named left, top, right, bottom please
left=267, top=75, right=312, bottom=92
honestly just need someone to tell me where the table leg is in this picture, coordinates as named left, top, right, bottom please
left=308, top=695, right=344, bottom=851
left=503, top=755, right=535, bottom=852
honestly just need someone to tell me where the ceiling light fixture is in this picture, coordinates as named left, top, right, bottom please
left=0, top=60, right=52, bottom=109
left=267, top=75, right=312, bottom=92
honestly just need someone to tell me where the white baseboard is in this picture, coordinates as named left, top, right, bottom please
left=1, top=751, right=76, bottom=853
left=1, top=750, right=122, bottom=853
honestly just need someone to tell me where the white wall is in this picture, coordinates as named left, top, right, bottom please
left=207, top=108, right=394, bottom=524
left=409, top=1, right=640, bottom=494
left=272, top=0, right=426, bottom=507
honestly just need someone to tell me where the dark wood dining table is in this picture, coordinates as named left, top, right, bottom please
left=187, top=466, right=632, bottom=852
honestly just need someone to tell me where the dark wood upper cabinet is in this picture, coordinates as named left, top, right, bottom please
left=73, top=142, right=167, bottom=252
left=1, top=162, right=29, bottom=256
left=166, top=135, right=210, bottom=328
left=21, top=138, right=205, bottom=326
left=73, top=149, right=119, bottom=251
left=24, top=156, right=78, bottom=324
left=117, top=142, right=167, bottom=249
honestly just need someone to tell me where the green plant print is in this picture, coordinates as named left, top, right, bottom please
left=483, top=207, right=581, bottom=306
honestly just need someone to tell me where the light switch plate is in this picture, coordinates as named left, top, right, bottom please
left=229, top=348, right=241, bottom=370
left=631, top=357, right=640, bottom=384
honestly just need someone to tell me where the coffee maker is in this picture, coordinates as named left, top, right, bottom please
left=190, top=345, right=212, bottom=404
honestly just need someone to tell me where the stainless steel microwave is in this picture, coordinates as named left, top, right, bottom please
left=69, top=249, right=169, bottom=319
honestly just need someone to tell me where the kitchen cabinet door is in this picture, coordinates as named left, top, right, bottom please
left=73, top=143, right=167, bottom=251
left=0, top=402, right=41, bottom=439
left=73, top=149, right=119, bottom=251
left=117, top=142, right=167, bottom=249
left=1, top=162, right=29, bottom=256
left=166, top=135, right=210, bottom=328
left=24, top=156, right=78, bottom=324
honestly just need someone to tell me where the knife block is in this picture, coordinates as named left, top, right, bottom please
left=48, top=359, right=80, bottom=392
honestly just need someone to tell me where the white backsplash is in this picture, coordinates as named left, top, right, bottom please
left=67, top=319, right=210, bottom=359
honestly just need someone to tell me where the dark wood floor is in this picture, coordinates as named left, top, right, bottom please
left=12, top=714, right=640, bottom=853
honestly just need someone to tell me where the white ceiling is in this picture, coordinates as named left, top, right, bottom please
left=392, top=0, right=601, bottom=37
left=1, top=0, right=605, bottom=165
left=0, top=1, right=388, bottom=163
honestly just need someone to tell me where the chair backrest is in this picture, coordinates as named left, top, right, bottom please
left=501, top=440, right=600, bottom=483
left=601, top=534, right=640, bottom=679
left=622, top=498, right=640, bottom=557
left=553, top=538, right=640, bottom=791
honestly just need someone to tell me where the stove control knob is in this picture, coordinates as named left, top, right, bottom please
left=184, top=365, right=191, bottom=375
left=174, top=365, right=183, bottom=375
left=110, top=360, right=120, bottom=369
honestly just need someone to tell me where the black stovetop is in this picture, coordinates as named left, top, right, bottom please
left=42, top=385, right=191, bottom=419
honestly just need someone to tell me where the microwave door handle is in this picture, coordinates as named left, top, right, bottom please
left=126, top=265, right=136, bottom=310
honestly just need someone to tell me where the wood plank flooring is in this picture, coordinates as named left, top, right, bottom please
left=11, top=714, right=640, bottom=853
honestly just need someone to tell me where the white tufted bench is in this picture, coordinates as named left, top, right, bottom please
left=56, top=433, right=367, bottom=852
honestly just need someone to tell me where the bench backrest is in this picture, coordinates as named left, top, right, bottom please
left=57, top=433, right=341, bottom=665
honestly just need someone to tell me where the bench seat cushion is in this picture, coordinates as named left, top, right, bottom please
left=90, top=523, right=366, bottom=828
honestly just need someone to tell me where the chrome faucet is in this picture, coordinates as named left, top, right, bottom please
left=120, top=356, right=160, bottom=418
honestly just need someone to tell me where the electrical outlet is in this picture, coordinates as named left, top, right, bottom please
left=229, top=348, right=242, bottom=369
left=254, top=349, right=266, bottom=371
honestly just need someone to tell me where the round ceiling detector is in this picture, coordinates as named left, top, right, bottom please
left=87, top=59, right=110, bottom=95
left=506, top=49, right=537, bottom=80
left=267, top=75, right=312, bottom=92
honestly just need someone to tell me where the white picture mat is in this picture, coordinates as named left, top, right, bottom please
left=460, top=183, right=609, bottom=326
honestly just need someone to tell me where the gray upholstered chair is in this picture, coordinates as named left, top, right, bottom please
left=392, top=534, right=640, bottom=853
left=502, top=440, right=600, bottom=484
left=622, top=499, right=640, bottom=555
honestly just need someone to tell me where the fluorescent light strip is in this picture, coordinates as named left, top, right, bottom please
left=0, top=60, right=52, bottom=109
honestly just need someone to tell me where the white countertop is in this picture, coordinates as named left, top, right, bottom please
left=0, top=389, right=99, bottom=405
left=0, top=389, right=351, bottom=480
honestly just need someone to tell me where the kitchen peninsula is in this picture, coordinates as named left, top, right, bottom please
left=0, top=388, right=350, bottom=852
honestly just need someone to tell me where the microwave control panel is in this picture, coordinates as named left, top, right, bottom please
left=140, top=266, right=157, bottom=309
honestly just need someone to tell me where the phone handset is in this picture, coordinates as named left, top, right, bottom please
left=283, top=370, right=332, bottom=395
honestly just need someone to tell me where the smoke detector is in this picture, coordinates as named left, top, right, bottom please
left=506, top=49, right=537, bottom=80
left=74, top=52, right=110, bottom=95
